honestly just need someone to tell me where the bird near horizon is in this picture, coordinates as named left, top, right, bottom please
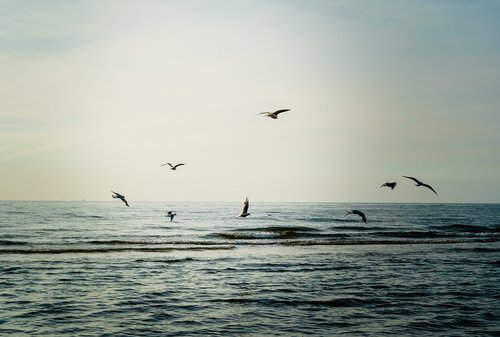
left=239, top=197, right=250, bottom=217
left=402, top=176, right=438, bottom=195
left=345, top=210, right=367, bottom=223
left=259, top=109, right=290, bottom=119
left=380, top=182, right=397, bottom=190
left=161, top=163, right=185, bottom=170
left=111, top=191, right=129, bottom=207
left=165, top=211, right=176, bottom=222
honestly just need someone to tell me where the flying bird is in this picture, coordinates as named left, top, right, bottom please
left=239, top=197, right=250, bottom=217
left=380, top=182, right=397, bottom=190
left=165, top=211, right=176, bottom=222
left=345, top=210, right=367, bottom=223
left=402, top=176, right=438, bottom=195
left=259, top=109, right=290, bottom=119
left=161, top=163, right=185, bottom=170
left=111, top=191, right=129, bottom=207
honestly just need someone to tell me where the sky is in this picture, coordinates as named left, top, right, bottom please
left=1, top=0, right=500, bottom=203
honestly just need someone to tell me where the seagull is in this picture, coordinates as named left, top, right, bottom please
left=239, top=197, right=250, bottom=217
left=345, top=210, right=367, bottom=223
left=111, top=191, right=129, bottom=207
left=402, top=176, right=438, bottom=195
left=161, top=163, right=185, bottom=170
left=165, top=211, right=176, bottom=222
left=259, top=109, right=290, bottom=119
left=380, top=182, right=397, bottom=190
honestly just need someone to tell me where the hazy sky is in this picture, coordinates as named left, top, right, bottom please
left=1, top=0, right=500, bottom=203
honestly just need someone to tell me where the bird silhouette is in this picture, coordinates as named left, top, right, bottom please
left=259, top=109, right=290, bottom=119
left=345, top=210, right=367, bottom=223
left=161, top=163, right=185, bottom=170
left=402, top=176, right=438, bottom=195
left=165, top=211, right=176, bottom=222
left=111, top=191, right=129, bottom=207
left=239, top=197, right=250, bottom=217
left=380, top=182, right=397, bottom=190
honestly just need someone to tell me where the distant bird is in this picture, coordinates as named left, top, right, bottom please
left=161, top=163, right=185, bottom=170
left=111, top=191, right=129, bottom=207
left=345, top=210, right=367, bottom=223
left=380, top=182, right=397, bottom=190
left=239, top=197, right=250, bottom=217
left=259, top=109, right=290, bottom=119
left=402, top=176, right=438, bottom=195
left=165, top=211, right=176, bottom=222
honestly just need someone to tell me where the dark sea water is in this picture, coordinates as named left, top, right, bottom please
left=1, top=201, right=499, bottom=336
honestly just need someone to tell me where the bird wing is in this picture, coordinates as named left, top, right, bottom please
left=380, top=182, right=390, bottom=188
left=111, top=191, right=123, bottom=198
left=123, top=198, right=129, bottom=207
left=402, top=176, right=420, bottom=184
left=353, top=210, right=365, bottom=217
left=352, top=210, right=367, bottom=222
left=174, top=163, right=185, bottom=169
left=274, top=109, right=290, bottom=114
left=160, top=163, right=168, bottom=167
left=242, top=197, right=249, bottom=214
left=422, top=183, right=438, bottom=195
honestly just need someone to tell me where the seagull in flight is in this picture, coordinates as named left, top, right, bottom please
left=259, top=109, right=290, bottom=119
left=402, top=176, right=438, bottom=195
left=239, top=197, right=250, bottom=217
left=165, top=211, right=176, bottom=222
left=161, top=163, right=185, bottom=170
left=345, top=210, right=367, bottom=223
left=111, top=191, right=129, bottom=207
left=380, top=182, right=397, bottom=190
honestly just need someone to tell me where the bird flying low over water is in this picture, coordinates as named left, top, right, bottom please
left=345, top=210, right=367, bottom=223
left=380, top=182, right=397, bottom=190
left=239, top=197, right=250, bottom=217
left=161, top=163, right=185, bottom=170
left=402, top=176, right=438, bottom=195
left=165, top=211, right=176, bottom=222
left=259, top=109, right=290, bottom=119
left=111, top=191, right=129, bottom=207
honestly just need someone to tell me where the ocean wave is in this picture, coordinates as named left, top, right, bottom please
left=133, top=257, right=198, bottom=264
left=330, top=225, right=372, bottom=231
left=212, top=231, right=350, bottom=240
left=246, top=226, right=320, bottom=233
left=2, top=236, right=498, bottom=253
left=214, top=232, right=281, bottom=240
left=373, top=231, right=463, bottom=239
left=282, top=237, right=499, bottom=246
left=211, top=226, right=324, bottom=240
left=84, top=240, right=238, bottom=246
left=0, top=240, right=29, bottom=246
left=431, top=224, right=500, bottom=233
left=87, top=239, right=160, bottom=245
left=0, top=245, right=235, bottom=255
left=448, top=247, right=500, bottom=253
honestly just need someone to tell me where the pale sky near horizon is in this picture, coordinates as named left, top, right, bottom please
left=1, top=0, right=500, bottom=203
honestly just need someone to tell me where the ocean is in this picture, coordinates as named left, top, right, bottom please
left=1, top=201, right=499, bottom=336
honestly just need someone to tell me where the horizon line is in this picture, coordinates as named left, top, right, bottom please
left=0, top=199, right=499, bottom=205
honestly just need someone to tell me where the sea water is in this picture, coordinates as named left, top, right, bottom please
left=1, top=201, right=499, bottom=336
